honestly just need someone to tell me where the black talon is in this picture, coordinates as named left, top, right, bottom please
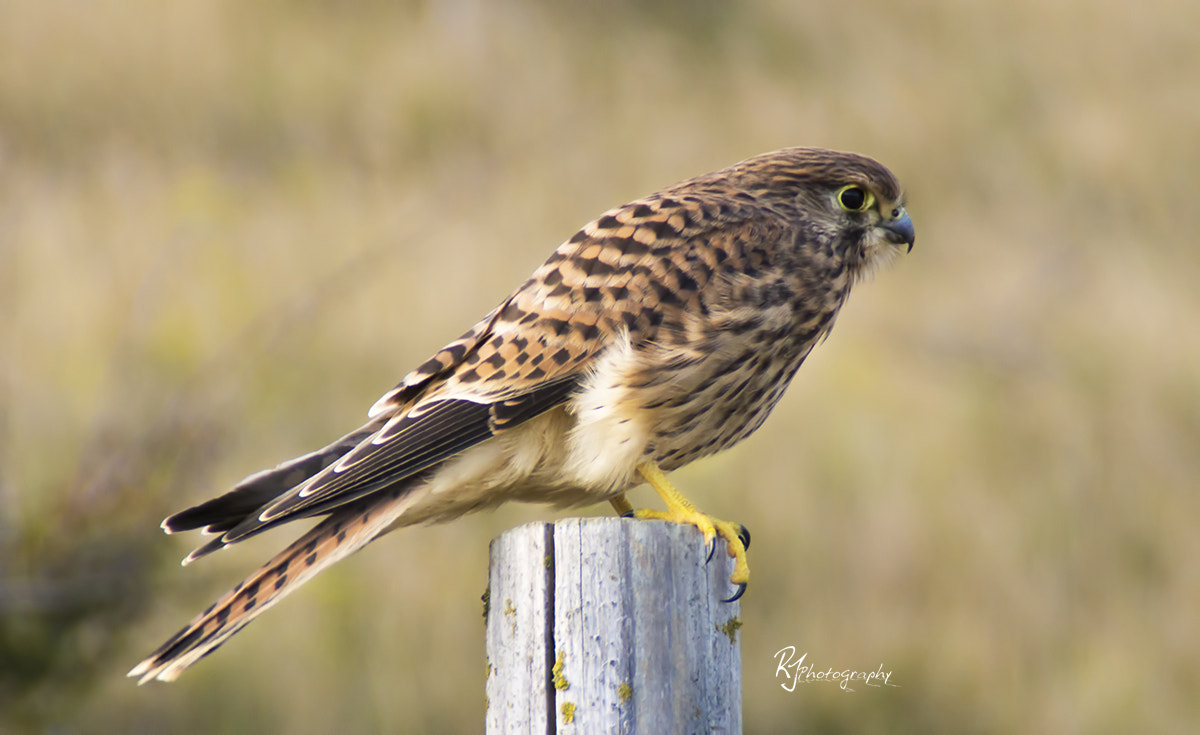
left=723, top=582, right=747, bottom=603
left=736, top=524, right=751, bottom=551
left=706, top=537, right=718, bottom=563
left=620, top=510, right=635, bottom=519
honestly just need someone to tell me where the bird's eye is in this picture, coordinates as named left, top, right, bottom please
left=837, top=185, right=873, bottom=213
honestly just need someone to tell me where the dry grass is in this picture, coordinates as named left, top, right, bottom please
left=3, top=0, right=1198, bottom=732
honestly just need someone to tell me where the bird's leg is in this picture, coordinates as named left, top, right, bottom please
left=628, top=462, right=750, bottom=600
left=609, top=494, right=636, bottom=517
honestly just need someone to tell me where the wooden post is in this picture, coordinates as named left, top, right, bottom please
left=485, top=517, right=743, bottom=734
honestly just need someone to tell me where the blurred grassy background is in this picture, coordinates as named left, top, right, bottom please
left=2, top=0, right=1198, bottom=732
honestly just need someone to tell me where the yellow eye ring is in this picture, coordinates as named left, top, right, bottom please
left=837, top=185, right=874, bottom=213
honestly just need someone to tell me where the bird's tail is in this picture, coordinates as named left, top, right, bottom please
left=128, top=486, right=418, bottom=684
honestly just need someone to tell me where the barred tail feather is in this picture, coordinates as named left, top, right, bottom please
left=129, top=486, right=419, bottom=684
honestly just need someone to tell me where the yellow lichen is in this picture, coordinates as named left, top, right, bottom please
left=552, top=650, right=569, bottom=691
left=618, top=682, right=633, bottom=703
left=717, top=616, right=743, bottom=644
left=561, top=702, right=576, bottom=723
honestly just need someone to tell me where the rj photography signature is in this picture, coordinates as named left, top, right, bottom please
left=773, top=646, right=900, bottom=692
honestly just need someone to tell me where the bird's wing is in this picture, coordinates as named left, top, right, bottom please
left=173, top=300, right=585, bottom=561
left=162, top=418, right=389, bottom=537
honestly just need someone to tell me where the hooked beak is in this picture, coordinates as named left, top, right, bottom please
left=881, top=209, right=915, bottom=253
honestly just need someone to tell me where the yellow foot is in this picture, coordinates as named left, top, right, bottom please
left=616, top=463, right=751, bottom=601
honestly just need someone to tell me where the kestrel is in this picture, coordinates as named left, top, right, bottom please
left=130, top=147, right=914, bottom=683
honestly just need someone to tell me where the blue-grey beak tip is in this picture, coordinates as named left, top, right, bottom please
left=883, top=211, right=915, bottom=252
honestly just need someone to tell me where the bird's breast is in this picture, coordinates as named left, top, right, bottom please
left=557, top=306, right=823, bottom=491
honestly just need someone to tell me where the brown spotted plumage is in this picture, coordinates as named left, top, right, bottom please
left=129, top=147, right=914, bottom=683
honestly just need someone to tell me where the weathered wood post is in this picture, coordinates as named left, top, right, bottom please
left=485, top=517, right=743, bottom=734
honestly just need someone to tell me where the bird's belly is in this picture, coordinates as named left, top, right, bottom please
left=641, top=355, right=798, bottom=471
left=395, top=408, right=621, bottom=527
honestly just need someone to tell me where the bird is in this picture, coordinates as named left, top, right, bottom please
left=129, top=146, right=914, bottom=684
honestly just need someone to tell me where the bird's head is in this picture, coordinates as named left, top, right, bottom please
left=730, top=147, right=915, bottom=277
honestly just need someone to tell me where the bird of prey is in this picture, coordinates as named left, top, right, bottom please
left=129, top=146, right=914, bottom=683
